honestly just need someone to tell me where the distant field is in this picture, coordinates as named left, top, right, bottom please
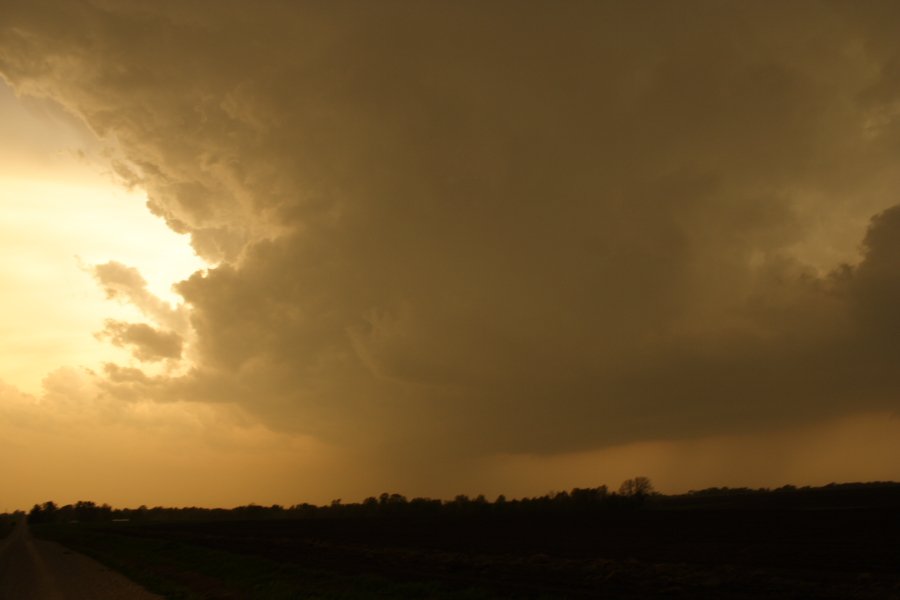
left=34, top=505, right=900, bottom=599
left=34, top=522, right=496, bottom=600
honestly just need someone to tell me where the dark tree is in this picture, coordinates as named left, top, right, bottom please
left=618, top=477, right=654, bottom=498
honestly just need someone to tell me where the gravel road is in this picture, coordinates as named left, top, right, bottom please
left=0, top=518, right=162, bottom=600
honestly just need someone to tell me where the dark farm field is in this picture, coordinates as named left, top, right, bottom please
left=34, top=503, right=900, bottom=599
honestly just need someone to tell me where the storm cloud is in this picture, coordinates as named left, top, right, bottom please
left=3, top=0, right=900, bottom=470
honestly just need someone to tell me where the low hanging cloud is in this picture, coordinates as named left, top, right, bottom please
left=99, top=320, right=183, bottom=362
left=3, top=1, right=900, bottom=470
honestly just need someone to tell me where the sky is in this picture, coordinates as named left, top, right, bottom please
left=0, top=0, right=899, bottom=511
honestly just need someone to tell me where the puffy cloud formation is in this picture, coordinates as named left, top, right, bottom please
left=3, top=1, right=900, bottom=473
left=93, top=261, right=188, bottom=332
left=99, top=320, right=183, bottom=361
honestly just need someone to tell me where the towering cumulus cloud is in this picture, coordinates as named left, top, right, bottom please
left=2, top=1, right=900, bottom=476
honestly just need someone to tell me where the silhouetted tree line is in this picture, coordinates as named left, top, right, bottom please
left=0, top=512, right=16, bottom=537
left=28, top=500, right=113, bottom=524
left=663, top=480, right=900, bottom=510
left=25, top=477, right=655, bottom=524
left=24, top=480, right=900, bottom=525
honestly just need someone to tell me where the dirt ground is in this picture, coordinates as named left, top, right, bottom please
left=0, top=518, right=162, bottom=600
